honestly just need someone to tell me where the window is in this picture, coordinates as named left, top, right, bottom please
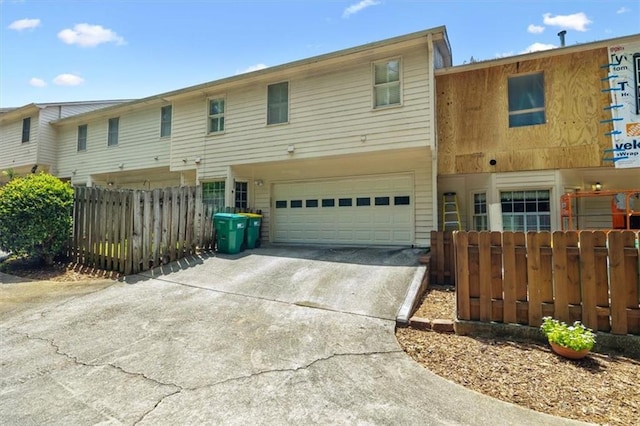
left=107, top=117, right=119, bottom=146
left=375, top=196, right=390, bottom=206
left=208, top=98, right=225, bottom=133
left=357, top=197, right=371, bottom=206
left=306, top=199, right=318, bottom=208
left=291, top=200, right=302, bottom=208
left=203, top=181, right=225, bottom=211
left=394, top=196, right=410, bottom=205
left=508, top=73, right=545, bottom=127
left=339, top=198, right=352, bottom=207
left=77, top=125, right=88, bottom=151
left=373, top=59, right=401, bottom=108
left=160, top=105, right=172, bottom=137
left=322, top=199, right=335, bottom=207
left=473, top=192, right=488, bottom=231
left=501, top=190, right=551, bottom=232
left=267, top=82, right=288, bottom=124
left=276, top=200, right=287, bottom=208
left=21, top=117, right=31, bottom=143
left=235, top=181, right=247, bottom=209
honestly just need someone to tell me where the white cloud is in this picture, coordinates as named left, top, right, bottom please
left=53, top=73, right=85, bottom=86
left=8, top=18, right=41, bottom=31
left=495, top=51, right=514, bottom=59
left=58, top=23, right=125, bottom=47
left=342, top=0, right=380, bottom=18
left=521, top=42, right=556, bottom=54
left=29, top=78, right=46, bottom=88
left=616, top=7, right=630, bottom=14
left=527, top=24, right=545, bottom=34
left=236, top=63, right=268, bottom=74
left=542, top=12, right=592, bottom=32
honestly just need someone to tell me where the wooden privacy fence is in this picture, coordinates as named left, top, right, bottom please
left=454, top=231, right=640, bottom=336
left=430, top=231, right=455, bottom=285
left=70, top=186, right=215, bottom=274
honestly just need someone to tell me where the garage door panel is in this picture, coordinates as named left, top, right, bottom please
left=273, top=175, right=413, bottom=245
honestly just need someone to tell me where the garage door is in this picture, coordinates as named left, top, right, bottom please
left=272, top=174, right=413, bottom=245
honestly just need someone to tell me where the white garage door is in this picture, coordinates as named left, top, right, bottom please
left=272, top=174, right=413, bottom=245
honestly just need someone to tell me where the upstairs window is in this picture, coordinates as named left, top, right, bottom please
left=77, top=124, right=88, bottom=151
left=267, top=82, right=288, bottom=125
left=21, top=117, right=31, bottom=143
left=160, top=105, right=172, bottom=137
left=107, top=117, right=119, bottom=146
left=208, top=98, right=225, bottom=133
left=373, top=59, right=401, bottom=108
left=508, top=72, right=545, bottom=127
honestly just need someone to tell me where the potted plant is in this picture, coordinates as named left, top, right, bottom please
left=540, top=316, right=596, bottom=359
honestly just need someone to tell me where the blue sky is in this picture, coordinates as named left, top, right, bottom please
left=1, top=0, right=638, bottom=107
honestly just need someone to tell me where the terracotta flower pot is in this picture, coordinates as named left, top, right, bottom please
left=549, top=342, right=590, bottom=360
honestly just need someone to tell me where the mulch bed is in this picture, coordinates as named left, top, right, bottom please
left=396, top=286, right=640, bottom=425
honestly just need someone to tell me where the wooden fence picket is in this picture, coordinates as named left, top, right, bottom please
left=446, top=230, right=639, bottom=337
left=68, top=185, right=214, bottom=275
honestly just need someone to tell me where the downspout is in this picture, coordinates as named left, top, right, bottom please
left=428, top=33, right=439, bottom=238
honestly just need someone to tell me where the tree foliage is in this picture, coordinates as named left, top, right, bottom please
left=0, top=173, right=74, bottom=265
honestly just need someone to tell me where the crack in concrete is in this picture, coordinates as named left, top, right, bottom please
left=13, top=331, right=184, bottom=424
left=22, top=332, right=182, bottom=389
left=133, top=389, right=182, bottom=425
left=11, top=329, right=402, bottom=424
left=205, top=348, right=403, bottom=389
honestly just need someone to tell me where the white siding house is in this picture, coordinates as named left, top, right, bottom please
left=50, top=26, right=451, bottom=247
left=0, top=101, right=131, bottom=184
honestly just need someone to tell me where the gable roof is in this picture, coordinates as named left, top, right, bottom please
left=0, top=100, right=133, bottom=124
left=51, top=26, right=451, bottom=126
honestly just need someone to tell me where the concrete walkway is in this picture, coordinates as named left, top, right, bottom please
left=0, top=246, right=587, bottom=425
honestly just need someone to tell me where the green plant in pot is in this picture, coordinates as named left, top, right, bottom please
left=540, top=316, right=596, bottom=359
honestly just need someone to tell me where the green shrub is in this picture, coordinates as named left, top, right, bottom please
left=540, top=316, right=596, bottom=351
left=0, top=173, right=74, bottom=265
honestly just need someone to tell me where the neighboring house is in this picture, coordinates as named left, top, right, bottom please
left=0, top=100, right=131, bottom=184
left=51, top=26, right=452, bottom=247
left=435, top=33, right=640, bottom=232
left=52, top=102, right=188, bottom=190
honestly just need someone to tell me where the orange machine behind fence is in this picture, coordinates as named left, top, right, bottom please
left=561, top=189, right=640, bottom=230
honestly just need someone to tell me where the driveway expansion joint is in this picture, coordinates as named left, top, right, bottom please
left=139, top=274, right=398, bottom=322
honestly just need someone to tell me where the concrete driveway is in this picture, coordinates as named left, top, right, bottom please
left=0, top=246, right=584, bottom=425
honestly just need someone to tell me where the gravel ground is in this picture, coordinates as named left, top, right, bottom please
left=396, top=286, right=640, bottom=425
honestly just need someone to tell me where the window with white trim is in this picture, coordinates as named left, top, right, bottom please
left=107, top=117, right=119, bottom=146
left=473, top=192, right=488, bottom=231
left=77, top=124, right=88, bottom=151
left=203, top=181, right=225, bottom=211
left=208, top=98, right=225, bottom=133
left=501, top=190, right=551, bottom=232
left=22, top=117, right=31, bottom=143
left=508, top=72, right=545, bottom=127
left=235, top=181, right=248, bottom=209
left=160, top=105, right=172, bottom=137
left=373, top=59, right=401, bottom=108
left=267, top=82, right=288, bottom=125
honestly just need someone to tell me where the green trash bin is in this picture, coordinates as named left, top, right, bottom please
left=239, top=213, right=262, bottom=249
left=214, top=213, right=248, bottom=254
